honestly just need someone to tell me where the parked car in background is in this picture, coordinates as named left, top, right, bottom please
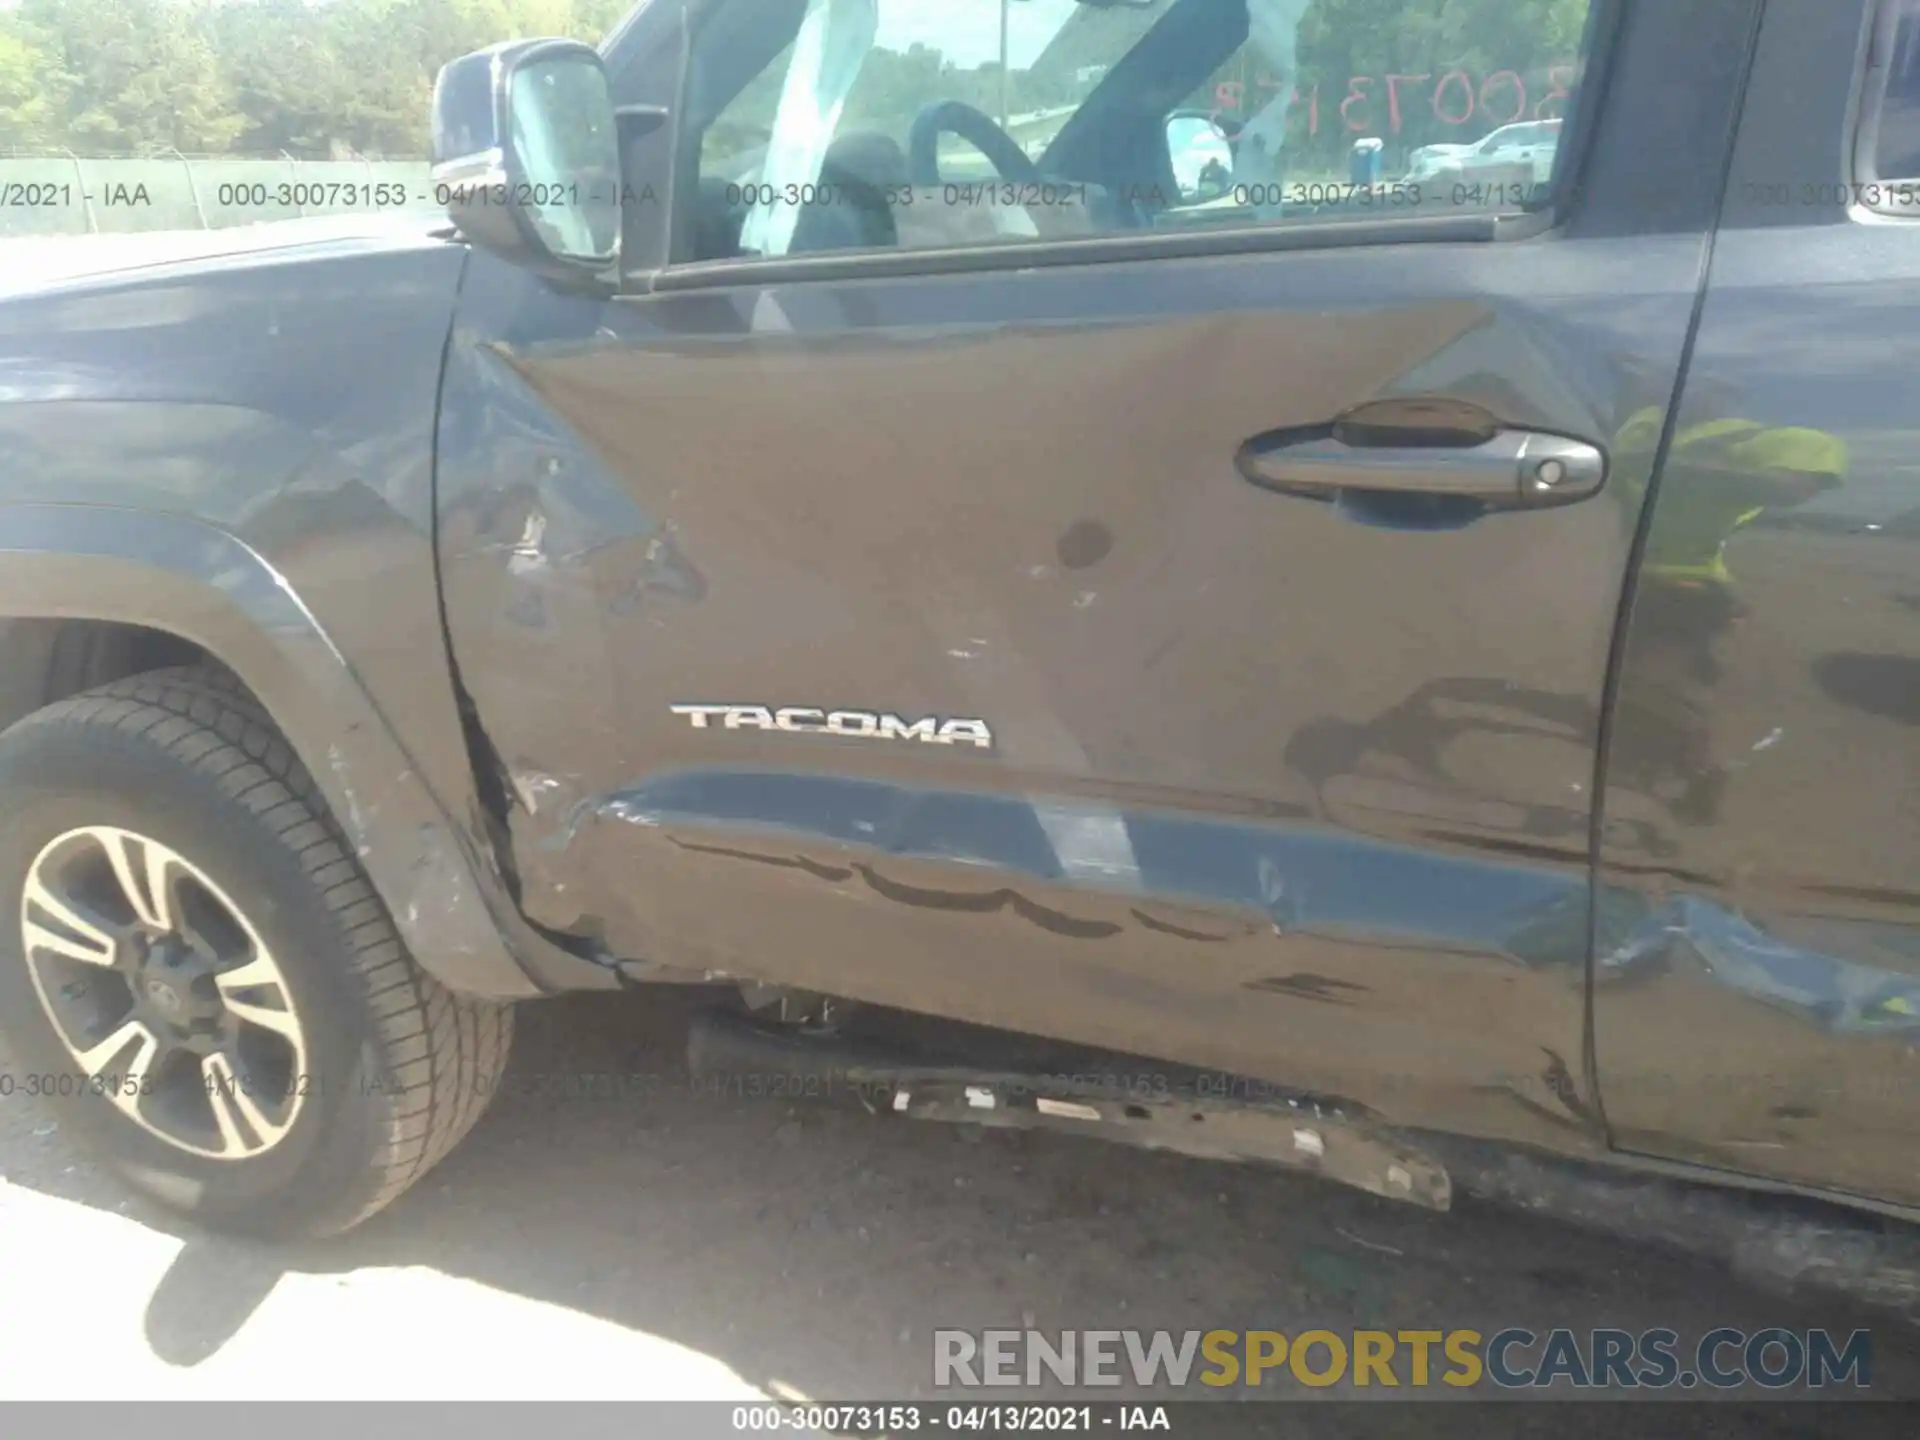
left=1410, top=118, right=1563, bottom=185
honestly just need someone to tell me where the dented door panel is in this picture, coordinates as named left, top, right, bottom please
left=438, top=232, right=1689, bottom=1152
left=430, top=0, right=1758, bottom=1156
left=1594, top=0, right=1920, bottom=1205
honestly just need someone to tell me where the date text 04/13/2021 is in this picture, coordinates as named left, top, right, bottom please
left=729, top=1404, right=1170, bottom=1432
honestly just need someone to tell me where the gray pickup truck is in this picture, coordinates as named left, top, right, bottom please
left=0, top=0, right=1917, bottom=1256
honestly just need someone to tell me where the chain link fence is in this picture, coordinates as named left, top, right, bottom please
left=0, top=153, right=438, bottom=238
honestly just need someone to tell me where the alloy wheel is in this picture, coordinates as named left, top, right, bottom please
left=18, top=825, right=309, bottom=1159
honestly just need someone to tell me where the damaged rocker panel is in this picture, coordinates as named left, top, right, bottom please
left=685, top=1009, right=1452, bottom=1211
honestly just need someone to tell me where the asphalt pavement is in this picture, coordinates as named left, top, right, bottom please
left=1, top=988, right=1915, bottom=1432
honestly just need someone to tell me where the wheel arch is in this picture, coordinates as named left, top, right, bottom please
left=0, top=502, right=549, bottom=1000
left=0, top=616, right=213, bottom=732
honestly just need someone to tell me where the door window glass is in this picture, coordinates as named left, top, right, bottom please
left=683, top=0, right=1602, bottom=263
left=1871, top=0, right=1920, bottom=182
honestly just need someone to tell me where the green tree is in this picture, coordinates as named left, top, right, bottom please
left=1180, top=0, right=1590, bottom=172
left=0, top=0, right=634, bottom=159
left=209, top=1, right=362, bottom=155
left=0, top=19, right=64, bottom=152
left=19, top=0, right=247, bottom=154
left=0, top=0, right=1596, bottom=161
left=209, top=0, right=626, bottom=157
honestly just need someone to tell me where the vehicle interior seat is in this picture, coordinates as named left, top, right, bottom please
left=787, top=130, right=911, bottom=255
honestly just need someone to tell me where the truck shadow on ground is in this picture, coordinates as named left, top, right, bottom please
left=10, top=989, right=1920, bottom=1426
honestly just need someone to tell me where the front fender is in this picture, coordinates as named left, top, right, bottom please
left=0, top=501, right=544, bottom=999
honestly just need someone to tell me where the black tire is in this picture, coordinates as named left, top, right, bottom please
left=0, top=666, right=513, bottom=1238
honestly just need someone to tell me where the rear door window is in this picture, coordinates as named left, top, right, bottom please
left=1187, top=3, right=1587, bottom=205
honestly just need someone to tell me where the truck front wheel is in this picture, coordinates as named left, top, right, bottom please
left=0, top=666, right=512, bottom=1238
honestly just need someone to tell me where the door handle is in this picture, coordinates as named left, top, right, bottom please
left=1237, top=428, right=1607, bottom=510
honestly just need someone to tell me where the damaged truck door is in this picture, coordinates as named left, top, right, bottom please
left=430, top=0, right=1758, bottom=1158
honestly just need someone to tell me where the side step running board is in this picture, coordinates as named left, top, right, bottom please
left=688, top=1010, right=1920, bottom=1321
left=685, top=1009, right=1450, bottom=1212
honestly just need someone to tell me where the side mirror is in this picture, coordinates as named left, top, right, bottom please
left=431, top=38, right=622, bottom=285
left=1165, top=113, right=1234, bottom=204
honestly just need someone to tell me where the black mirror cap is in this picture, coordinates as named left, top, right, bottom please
left=430, top=38, right=620, bottom=291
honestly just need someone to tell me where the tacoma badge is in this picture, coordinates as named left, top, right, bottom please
left=670, top=705, right=992, bottom=750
